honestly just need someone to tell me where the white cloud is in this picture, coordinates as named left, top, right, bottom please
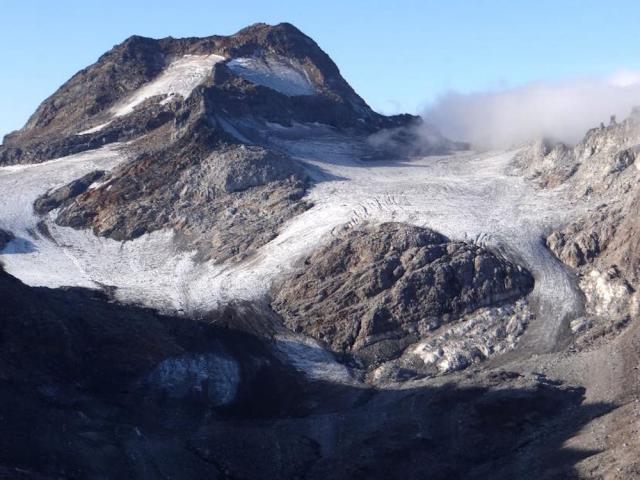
left=608, top=70, right=640, bottom=87
left=421, top=71, right=640, bottom=149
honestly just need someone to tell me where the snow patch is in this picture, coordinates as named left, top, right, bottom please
left=580, top=268, right=631, bottom=317
left=274, top=334, right=352, bottom=383
left=0, top=145, right=127, bottom=289
left=77, top=121, right=112, bottom=135
left=410, top=300, right=531, bottom=374
left=227, top=56, right=317, bottom=96
left=569, top=317, right=591, bottom=333
left=112, top=54, right=224, bottom=117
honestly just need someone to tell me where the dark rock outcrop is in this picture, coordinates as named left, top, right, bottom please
left=34, top=170, right=105, bottom=215
left=0, top=229, right=14, bottom=250
left=272, top=223, right=534, bottom=366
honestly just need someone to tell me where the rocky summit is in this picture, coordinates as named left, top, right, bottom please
left=1, top=21, right=639, bottom=480
left=0, top=22, right=414, bottom=166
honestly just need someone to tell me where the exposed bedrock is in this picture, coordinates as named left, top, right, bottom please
left=540, top=112, right=640, bottom=327
left=34, top=170, right=105, bottom=215
left=271, top=222, right=534, bottom=367
left=51, top=140, right=310, bottom=263
left=516, top=110, right=640, bottom=195
left=546, top=196, right=640, bottom=329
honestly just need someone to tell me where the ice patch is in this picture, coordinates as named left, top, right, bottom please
left=216, top=116, right=254, bottom=144
left=144, top=352, right=240, bottom=405
left=274, top=334, right=352, bottom=383
left=112, top=54, right=224, bottom=117
left=227, top=56, right=317, bottom=96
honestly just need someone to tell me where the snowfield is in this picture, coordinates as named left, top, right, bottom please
left=0, top=125, right=586, bottom=377
left=76, top=54, right=314, bottom=136
left=0, top=145, right=126, bottom=288
left=274, top=334, right=352, bottom=383
left=227, top=56, right=317, bottom=96
left=114, top=54, right=225, bottom=117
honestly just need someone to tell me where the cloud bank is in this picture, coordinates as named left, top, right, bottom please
left=421, top=71, right=640, bottom=149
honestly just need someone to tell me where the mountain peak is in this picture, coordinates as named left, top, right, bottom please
left=234, top=21, right=305, bottom=35
left=0, top=22, right=419, bottom=165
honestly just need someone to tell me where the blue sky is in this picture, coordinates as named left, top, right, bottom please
left=1, top=0, right=639, bottom=139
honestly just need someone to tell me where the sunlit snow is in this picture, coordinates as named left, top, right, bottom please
left=77, top=122, right=113, bottom=136
left=227, top=56, right=317, bottom=96
left=112, top=54, right=225, bottom=117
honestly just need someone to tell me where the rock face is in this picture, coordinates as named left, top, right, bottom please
left=546, top=195, right=640, bottom=324
left=208, top=145, right=301, bottom=193
left=272, top=223, right=534, bottom=366
left=517, top=112, right=640, bottom=195
left=512, top=138, right=577, bottom=188
left=546, top=206, right=616, bottom=270
left=542, top=113, right=640, bottom=321
left=0, top=229, right=14, bottom=250
left=546, top=186, right=640, bottom=287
